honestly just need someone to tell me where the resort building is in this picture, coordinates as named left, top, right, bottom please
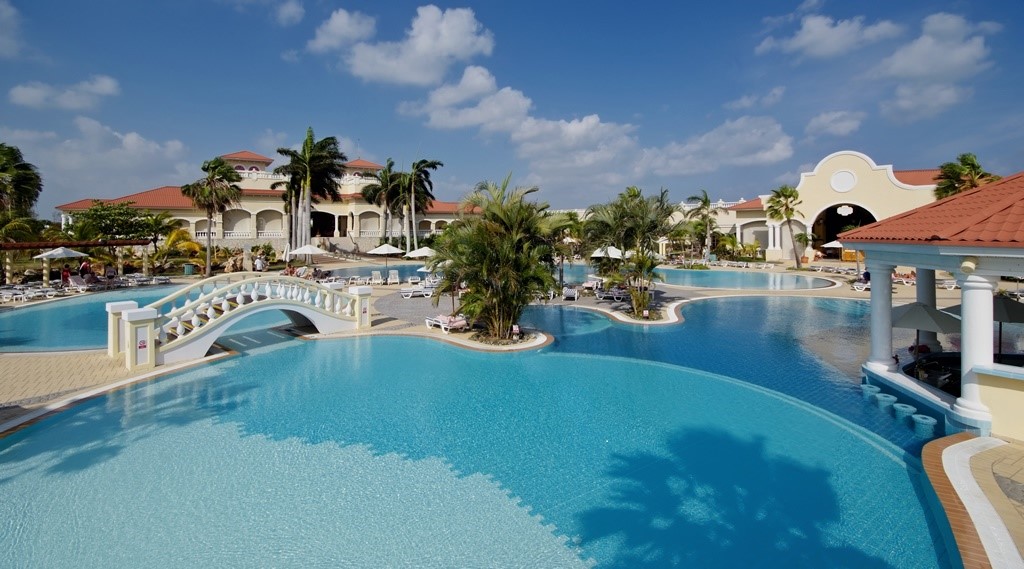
left=56, top=151, right=467, bottom=254
left=690, top=150, right=940, bottom=262
left=842, top=171, right=1024, bottom=438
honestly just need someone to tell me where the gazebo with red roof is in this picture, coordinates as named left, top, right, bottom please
left=840, top=172, right=1024, bottom=438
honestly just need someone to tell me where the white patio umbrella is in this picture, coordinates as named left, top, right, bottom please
left=367, top=243, right=404, bottom=268
left=944, top=296, right=1024, bottom=361
left=822, top=240, right=843, bottom=249
left=285, top=244, right=329, bottom=258
left=33, top=247, right=88, bottom=260
left=892, top=302, right=962, bottom=362
left=591, top=246, right=623, bottom=260
left=404, top=246, right=437, bottom=259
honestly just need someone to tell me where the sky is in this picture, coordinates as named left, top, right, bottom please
left=2, top=0, right=1023, bottom=219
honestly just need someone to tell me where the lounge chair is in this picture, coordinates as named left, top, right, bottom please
left=407, top=276, right=421, bottom=285
left=941, top=279, right=960, bottom=290
left=387, top=270, right=400, bottom=285
left=425, top=314, right=469, bottom=334
left=852, top=281, right=870, bottom=292
left=562, top=287, right=579, bottom=301
left=400, top=286, right=432, bottom=299
left=370, top=271, right=384, bottom=285
left=596, top=287, right=628, bottom=302
left=68, top=275, right=100, bottom=293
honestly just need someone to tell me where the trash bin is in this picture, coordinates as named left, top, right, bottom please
left=183, top=263, right=195, bottom=276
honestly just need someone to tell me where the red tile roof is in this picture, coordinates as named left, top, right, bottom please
left=345, top=158, right=383, bottom=170
left=841, top=172, right=1024, bottom=248
left=425, top=200, right=473, bottom=214
left=729, top=198, right=763, bottom=211
left=221, top=150, right=273, bottom=164
left=892, top=169, right=940, bottom=186
left=57, top=186, right=285, bottom=211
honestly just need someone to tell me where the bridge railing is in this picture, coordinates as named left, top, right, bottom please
left=152, top=274, right=361, bottom=350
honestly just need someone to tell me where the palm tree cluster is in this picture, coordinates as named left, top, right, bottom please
left=585, top=186, right=681, bottom=315
left=765, top=185, right=804, bottom=268
left=934, top=153, right=1000, bottom=200
left=361, top=158, right=443, bottom=251
left=683, top=189, right=724, bottom=261
left=273, top=127, right=348, bottom=251
left=429, top=175, right=565, bottom=339
left=0, top=143, right=43, bottom=246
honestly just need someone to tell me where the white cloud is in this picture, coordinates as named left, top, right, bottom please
left=756, top=14, right=901, bottom=59
left=874, top=13, right=998, bottom=82
left=774, top=162, right=816, bottom=185
left=275, top=0, right=303, bottom=26
left=881, top=83, right=971, bottom=122
left=426, top=65, right=497, bottom=108
left=256, top=129, right=289, bottom=156
left=2, top=118, right=189, bottom=213
left=875, top=13, right=999, bottom=122
left=805, top=110, right=866, bottom=137
left=637, top=116, right=794, bottom=176
left=725, top=86, right=785, bottom=110
left=306, top=8, right=375, bottom=53
left=9, top=75, right=120, bottom=110
left=347, top=6, right=493, bottom=86
left=0, top=0, right=21, bottom=58
left=280, top=49, right=300, bottom=63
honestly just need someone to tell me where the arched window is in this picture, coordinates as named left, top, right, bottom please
left=234, top=165, right=244, bottom=171
left=249, top=166, right=260, bottom=171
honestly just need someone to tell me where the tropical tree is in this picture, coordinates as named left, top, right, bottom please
left=684, top=190, right=724, bottom=261
left=766, top=185, right=805, bottom=269
left=273, top=127, right=347, bottom=251
left=0, top=211, right=33, bottom=243
left=934, top=153, right=1000, bottom=199
left=429, top=174, right=562, bottom=339
left=403, top=158, right=443, bottom=251
left=0, top=143, right=43, bottom=216
left=181, top=157, right=243, bottom=277
left=361, top=158, right=404, bottom=243
left=138, top=211, right=181, bottom=254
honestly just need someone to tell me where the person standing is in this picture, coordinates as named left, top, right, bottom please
left=79, top=258, right=91, bottom=276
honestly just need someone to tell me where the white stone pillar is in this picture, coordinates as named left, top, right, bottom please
left=250, top=212, right=258, bottom=239
left=915, top=269, right=939, bottom=350
left=106, top=301, right=138, bottom=358
left=865, top=260, right=896, bottom=372
left=334, top=214, right=341, bottom=237
left=952, top=273, right=996, bottom=426
left=767, top=225, right=776, bottom=249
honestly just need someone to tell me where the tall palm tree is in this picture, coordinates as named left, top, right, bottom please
left=181, top=157, right=243, bottom=277
left=0, top=143, right=43, bottom=216
left=684, top=189, right=724, bottom=261
left=934, top=153, right=1000, bottom=199
left=430, top=174, right=560, bottom=339
left=766, top=185, right=805, bottom=269
left=361, top=158, right=404, bottom=243
left=404, top=158, right=443, bottom=251
left=274, top=127, right=347, bottom=250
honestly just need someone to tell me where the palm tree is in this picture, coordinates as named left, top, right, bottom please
left=404, top=158, right=443, bottom=251
left=138, top=211, right=180, bottom=255
left=361, top=158, right=404, bottom=243
left=934, top=153, right=1001, bottom=199
left=684, top=190, right=724, bottom=262
left=0, top=143, right=43, bottom=216
left=766, top=185, right=805, bottom=269
left=181, top=157, right=243, bottom=277
left=430, top=174, right=561, bottom=339
left=274, top=127, right=347, bottom=250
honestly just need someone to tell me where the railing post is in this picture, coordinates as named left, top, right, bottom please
left=106, top=301, right=139, bottom=358
left=121, top=307, right=159, bottom=370
left=350, top=285, right=373, bottom=328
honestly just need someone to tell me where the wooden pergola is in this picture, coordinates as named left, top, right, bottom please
left=1, top=240, right=152, bottom=284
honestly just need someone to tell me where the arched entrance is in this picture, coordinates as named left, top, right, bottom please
left=811, top=204, right=876, bottom=257
left=310, top=211, right=335, bottom=238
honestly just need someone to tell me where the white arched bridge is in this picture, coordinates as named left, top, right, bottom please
left=106, top=273, right=373, bottom=369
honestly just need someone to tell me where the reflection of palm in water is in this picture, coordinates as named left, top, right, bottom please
left=580, top=429, right=894, bottom=569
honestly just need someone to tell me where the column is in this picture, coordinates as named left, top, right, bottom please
left=865, top=260, right=896, bottom=372
left=952, top=273, right=996, bottom=426
left=106, top=301, right=138, bottom=358
left=250, top=212, right=258, bottom=239
left=121, top=307, right=158, bottom=371
left=4, top=251, right=12, bottom=284
left=767, top=225, right=775, bottom=249
left=915, top=269, right=939, bottom=350
left=334, top=214, right=341, bottom=237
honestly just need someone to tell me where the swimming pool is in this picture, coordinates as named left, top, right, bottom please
left=0, top=286, right=288, bottom=352
left=0, top=297, right=954, bottom=568
left=559, top=263, right=834, bottom=289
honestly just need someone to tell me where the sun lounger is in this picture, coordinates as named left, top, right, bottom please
left=425, top=314, right=468, bottom=334
left=370, top=271, right=384, bottom=285
left=941, top=279, right=960, bottom=290
left=596, top=287, right=629, bottom=302
left=387, top=270, right=400, bottom=285
left=562, top=287, right=579, bottom=301
left=400, top=286, right=432, bottom=299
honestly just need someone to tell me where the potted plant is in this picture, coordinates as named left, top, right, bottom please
left=794, top=232, right=814, bottom=264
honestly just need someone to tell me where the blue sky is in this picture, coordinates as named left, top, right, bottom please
left=2, top=0, right=1022, bottom=218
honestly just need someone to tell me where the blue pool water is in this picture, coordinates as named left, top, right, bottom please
left=0, top=286, right=287, bottom=352
left=560, top=262, right=834, bottom=289
left=0, top=296, right=953, bottom=568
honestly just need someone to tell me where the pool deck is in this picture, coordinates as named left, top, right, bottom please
left=1, top=260, right=1023, bottom=567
